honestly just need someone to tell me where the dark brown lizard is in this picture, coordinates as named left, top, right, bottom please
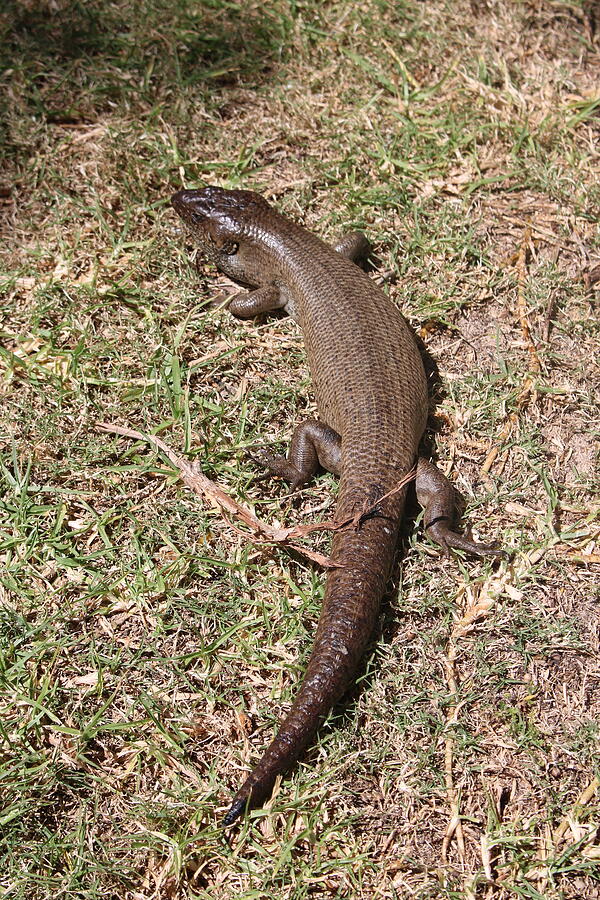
left=171, top=186, right=502, bottom=826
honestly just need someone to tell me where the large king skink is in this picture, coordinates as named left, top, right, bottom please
left=171, top=186, right=501, bottom=825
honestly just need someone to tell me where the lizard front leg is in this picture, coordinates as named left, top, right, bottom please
left=227, top=285, right=285, bottom=318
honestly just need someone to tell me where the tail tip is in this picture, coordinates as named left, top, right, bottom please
left=222, top=796, right=248, bottom=827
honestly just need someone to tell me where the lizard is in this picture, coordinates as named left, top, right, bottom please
left=171, top=186, right=502, bottom=826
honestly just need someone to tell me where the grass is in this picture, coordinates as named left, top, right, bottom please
left=1, top=0, right=599, bottom=897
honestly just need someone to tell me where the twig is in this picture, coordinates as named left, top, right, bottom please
left=480, top=413, right=517, bottom=478
left=515, top=224, right=541, bottom=374
left=97, top=422, right=416, bottom=568
left=553, top=776, right=599, bottom=845
left=541, top=289, right=558, bottom=344
left=97, top=421, right=335, bottom=567
left=441, top=731, right=465, bottom=866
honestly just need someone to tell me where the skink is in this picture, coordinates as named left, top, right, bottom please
left=171, top=186, right=501, bottom=825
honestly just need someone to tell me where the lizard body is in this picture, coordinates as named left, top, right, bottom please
left=171, top=187, right=500, bottom=825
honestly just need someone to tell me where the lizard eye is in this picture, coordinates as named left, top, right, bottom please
left=190, top=211, right=203, bottom=224
left=221, top=241, right=239, bottom=256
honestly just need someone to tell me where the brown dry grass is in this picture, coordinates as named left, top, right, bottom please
left=1, top=1, right=599, bottom=898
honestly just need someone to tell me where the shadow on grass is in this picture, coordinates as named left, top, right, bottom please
left=4, top=0, right=291, bottom=75
left=1, top=0, right=292, bottom=134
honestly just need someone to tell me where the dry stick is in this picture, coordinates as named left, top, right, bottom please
left=480, top=413, right=517, bottom=478
left=553, top=776, right=600, bottom=845
left=462, top=225, right=549, bottom=873
left=97, top=421, right=333, bottom=567
left=515, top=224, right=541, bottom=375
left=445, top=226, right=541, bottom=868
left=97, top=422, right=416, bottom=568
left=512, top=224, right=540, bottom=411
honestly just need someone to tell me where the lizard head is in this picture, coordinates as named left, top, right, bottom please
left=171, top=186, right=272, bottom=283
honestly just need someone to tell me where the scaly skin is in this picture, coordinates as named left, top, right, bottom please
left=171, top=187, right=501, bottom=825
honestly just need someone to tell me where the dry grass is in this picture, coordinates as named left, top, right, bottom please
left=1, top=1, right=599, bottom=898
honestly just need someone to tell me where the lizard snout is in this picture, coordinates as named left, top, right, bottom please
left=172, top=189, right=202, bottom=214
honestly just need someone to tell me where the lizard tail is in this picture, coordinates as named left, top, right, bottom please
left=223, top=498, right=403, bottom=826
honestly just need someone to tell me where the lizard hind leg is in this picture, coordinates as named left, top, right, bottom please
left=256, top=418, right=341, bottom=492
left=415, top=457, right=505, bottom=558
left=333, top=232, right=372, bottom=269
